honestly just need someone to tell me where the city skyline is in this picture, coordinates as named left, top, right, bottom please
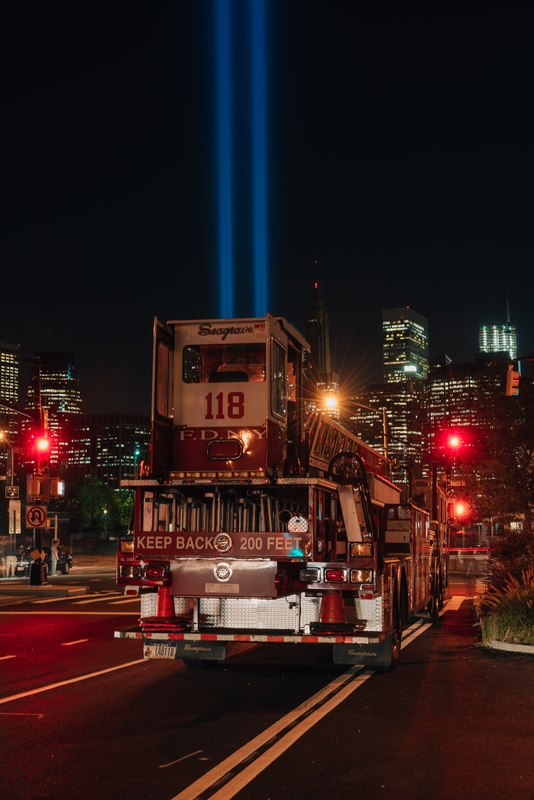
left=2, top=4, right=533, bottom=414
left=1, top=293, right=521, bottom=421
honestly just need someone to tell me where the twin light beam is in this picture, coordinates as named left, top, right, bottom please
left=214, top=0, right=268, bottom=319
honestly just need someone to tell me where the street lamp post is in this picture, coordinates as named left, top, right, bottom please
left=103, top=509, right=108, bottom=535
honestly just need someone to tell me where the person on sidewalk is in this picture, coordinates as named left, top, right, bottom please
left=50, top=540, right=59, bottom=576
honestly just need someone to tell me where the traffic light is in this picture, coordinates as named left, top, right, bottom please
left=446, top=433, right=462, bottom=451
left=505, top=365, right=520, bottom=396
left=34, top=433, right=51, bottom=472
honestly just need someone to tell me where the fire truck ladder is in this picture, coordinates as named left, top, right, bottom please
left=327, top=451, right=377, bottom=541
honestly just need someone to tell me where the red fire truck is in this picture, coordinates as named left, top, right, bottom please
left=115, top=315, right=447, bottom=670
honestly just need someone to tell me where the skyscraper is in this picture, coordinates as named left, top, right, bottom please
left=479, top=297, right=517, bottom=360
left=0, top=341, right=19, bottom=438
left=69, top=413, right=150, bottom=488
left=382, top=307, right=429, bottom=383
left=25, top=352, right=83, bottom=467
left=306, top=283, right=331, bottom=374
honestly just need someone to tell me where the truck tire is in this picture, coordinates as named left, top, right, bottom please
left=375, top=588, right=402, bottom=673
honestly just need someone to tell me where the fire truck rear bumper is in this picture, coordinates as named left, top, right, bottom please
left=114, top=626, right=386, bottom=653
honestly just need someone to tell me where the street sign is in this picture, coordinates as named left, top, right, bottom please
left=5, top=485, right=19, bottom=499
left=26, top=505, right=48, bottom=529
left=9, top=499, right=21, bottom=534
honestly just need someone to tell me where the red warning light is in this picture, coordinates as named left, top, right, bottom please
left=36, top=436, right=51, bottom=452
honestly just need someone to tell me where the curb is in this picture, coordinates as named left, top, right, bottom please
left=484, top=639, right=534, bottom=655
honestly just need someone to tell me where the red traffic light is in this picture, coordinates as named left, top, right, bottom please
left=446, top=433, right=462, bottom=450
left=36, top=436, right=51, bottom=452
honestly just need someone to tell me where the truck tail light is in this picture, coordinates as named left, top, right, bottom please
left=144, top=565, right=167, bottom=580
left=350, top=542, right=373, bottom=557
left=299, top=568, right=320, bottom=583
left=350, top=569, right=373, bottom=583
left=359, top=583, right=375, bottom=600
left=324, top=568, right=347, bottom=583
left=121, top=565, right=142, bottom=579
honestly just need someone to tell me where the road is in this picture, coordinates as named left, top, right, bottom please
left=0, top=566, right=533, bottom=800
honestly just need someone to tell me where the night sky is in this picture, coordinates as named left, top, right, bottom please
left=2, top=2, right=533, bottom=414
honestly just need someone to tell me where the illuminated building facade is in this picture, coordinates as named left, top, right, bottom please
left=24, top=352, right=83, bottom=467
left=382, top=308, right=429, bottom=383
left=349, top=382, right=426, bottom=487
left=69, top=413, right=150, bottom=488
left=0, top=341, right=19, bottom=437
left=0, top=342, right=19, bottom=477
left=479, top=323, right=517, bottom=361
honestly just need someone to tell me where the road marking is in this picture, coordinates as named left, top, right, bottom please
left=0, top=610, right=139, bottom=616
left=71, top=594, right=122, bottom=605
left=108, top=598, right=140, bottom=605
left=444, top=596, right=466, bottom=611
left=170, top=665, right=371, bottom=800
left=0, top=712, right=44, bottom=718
left=0, top=659, right=146, bottom=706
left=32, top=596, right=83, bottom=604
left=171, top=616, right=436, bottom=800
left=160, top=751, right=203, bottom=769
left=61, top=639, right=89, bottom=646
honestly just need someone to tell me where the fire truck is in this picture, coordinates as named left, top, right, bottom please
left=115, top=314, right=447, bottom=670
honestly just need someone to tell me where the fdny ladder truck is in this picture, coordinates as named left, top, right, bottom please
left=115, top=315, right=447, bottom=670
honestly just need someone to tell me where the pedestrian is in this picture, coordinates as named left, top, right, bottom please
left=50, top=539, right=59, bottom=576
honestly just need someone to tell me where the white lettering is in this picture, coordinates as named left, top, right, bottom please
left=164, top=536, right=171, bottom=548
left=200, top=429, right=218, bottom=440
left=137, top=536, right=146, bottom=548
left=177, top=430, right=195, bottom=441
left=186, top=537, right=194, bottom=548
left=267, top=537, right=274, bottom=549
left=276, top=538, right=283, bottom=550
left=176, top=536, right=185, bottom=548
left=195, top=537, right=204, bottom=549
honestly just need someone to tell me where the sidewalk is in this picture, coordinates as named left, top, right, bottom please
left=0, top=554, right=116, bottom=598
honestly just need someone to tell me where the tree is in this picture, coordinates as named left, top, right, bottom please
left=462, top=362, right=534, bottom=534
left=55, top=471, right=132, bottom=533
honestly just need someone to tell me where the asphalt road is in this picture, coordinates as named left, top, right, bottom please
left=0, top=571, right=533, bottom=800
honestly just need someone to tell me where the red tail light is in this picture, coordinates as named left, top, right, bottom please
left=324, top=569, right=347, bottom=583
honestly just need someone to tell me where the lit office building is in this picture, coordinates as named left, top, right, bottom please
left=0, top=342, right=19, bottom=436
left=0, top=342, right=19, bottom=477
left=349, top=382, right=427, bottom=487
left=382, top=307, right=429, bottom=383
left=69, top=413, right=150, bottom=488
left=479, top=323, right=517, bottom=361
left=24, top=352, right=83, bottom=467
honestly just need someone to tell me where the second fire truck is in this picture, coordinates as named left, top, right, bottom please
left=115, top=314, right=447, bottom=670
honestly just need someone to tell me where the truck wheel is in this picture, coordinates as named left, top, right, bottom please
left=63, top=563, right=70, bottom=575
left=375, top=592, right=402, bottom=673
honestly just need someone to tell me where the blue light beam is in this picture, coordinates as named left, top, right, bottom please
left=215, top=0, right=234, bottom=318
left=250, top=0, right=268, bottom=317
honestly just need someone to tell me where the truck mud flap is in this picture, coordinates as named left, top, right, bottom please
left=333, top=636, right=393, bottom=668
left=175, top=641, right=227, bottom=661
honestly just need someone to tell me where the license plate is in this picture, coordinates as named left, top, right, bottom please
left=143, top=643, right=177, bottom=660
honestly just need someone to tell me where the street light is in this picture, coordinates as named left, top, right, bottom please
left=103, top=509, right=108, bottom=535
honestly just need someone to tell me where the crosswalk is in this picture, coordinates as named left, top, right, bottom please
left=29, top=591, right=140, bottom=606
